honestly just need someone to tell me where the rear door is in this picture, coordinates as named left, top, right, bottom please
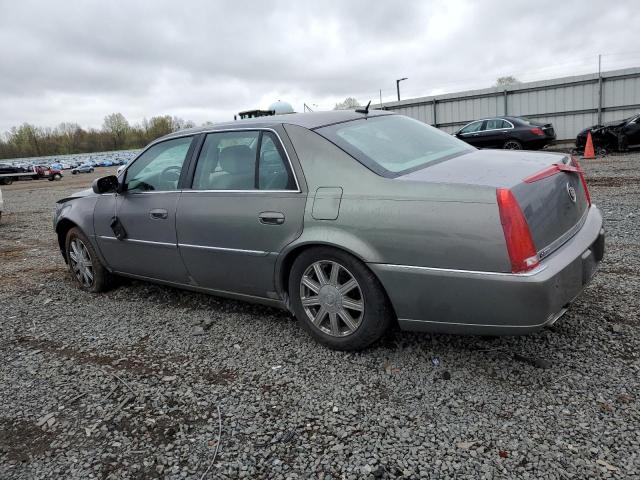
left=94, top=135, right=195, bottom=282
left=176, top=128, right=306, bottom=298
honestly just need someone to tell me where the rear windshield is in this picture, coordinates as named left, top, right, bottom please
left=316, top=115, right=474, bottom=177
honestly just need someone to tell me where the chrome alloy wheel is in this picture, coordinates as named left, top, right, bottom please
left=69, top=238, right=94, bottom=288
left=504, top=140, right=522, bottom=150
left=299, top=260, right=364, bottom=337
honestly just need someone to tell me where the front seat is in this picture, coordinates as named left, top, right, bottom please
left=216, top=145, right=255, bottom=190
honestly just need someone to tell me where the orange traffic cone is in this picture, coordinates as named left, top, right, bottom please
left=583, top=131, right=595, bottom=159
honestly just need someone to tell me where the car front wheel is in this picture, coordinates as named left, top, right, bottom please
left=65, top=227, right=112, bottom=292
left=289, top=247, right=392, bottom=350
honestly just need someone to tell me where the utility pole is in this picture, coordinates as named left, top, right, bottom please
left=597, top=54, right=603, bottom=125
left=396, top=77, right=407, bottom=102
left=379, top=89, right=382, bottom=108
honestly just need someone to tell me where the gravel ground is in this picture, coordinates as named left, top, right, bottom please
left=0, top=154, right=639, bottom=479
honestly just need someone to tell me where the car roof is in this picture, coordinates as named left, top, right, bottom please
left=158, top=109, right=394, bottom=142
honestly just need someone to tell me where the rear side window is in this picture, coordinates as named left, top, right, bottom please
left=486, top=119, right=509, bottom=130
left=317, top=115, right=474, bottom=177
left=192, top=130, right=296, bottom=190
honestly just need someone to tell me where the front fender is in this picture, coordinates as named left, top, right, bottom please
left=54, top=196, right=100, bottom=262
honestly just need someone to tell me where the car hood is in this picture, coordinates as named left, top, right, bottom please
left=397, top=149, right=568, bottom=189
left=56, top=188, right=95, bottom=204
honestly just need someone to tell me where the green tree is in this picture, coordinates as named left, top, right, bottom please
left=102, top=113, right=130, bottom=150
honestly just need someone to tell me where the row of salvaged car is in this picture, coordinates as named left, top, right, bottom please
left=453, top=112, right=640, bottom=152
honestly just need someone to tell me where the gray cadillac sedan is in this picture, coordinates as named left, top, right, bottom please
left=54, top=110, right=604, bottom=350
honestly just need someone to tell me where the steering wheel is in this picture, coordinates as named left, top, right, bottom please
left=160, top=165, right=182, bottom=184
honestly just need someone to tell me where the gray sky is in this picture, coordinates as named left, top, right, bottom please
left=1, top=0, right=638, bottom=132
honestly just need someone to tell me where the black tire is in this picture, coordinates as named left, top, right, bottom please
left=2, top=177, right=13, bottom=185
left=503, top=139, right=523, bottom=150
left=54, top=173, right=62, bottom=180
left=289, top=247, right=393, bottom=350
left=617, top=134, right=628, bottom=152
left=65, top=227, right=112, bottom=293
left=72, top=170, right=77, bottom=175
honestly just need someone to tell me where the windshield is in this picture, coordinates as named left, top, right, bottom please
left=316, top=115, right=474, bottom=177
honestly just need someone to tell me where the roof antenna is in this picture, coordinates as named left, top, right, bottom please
left=355, top=100, right=371, bottom=115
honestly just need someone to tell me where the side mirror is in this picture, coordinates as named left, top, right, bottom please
left=92, top=175, right=120, bottom=194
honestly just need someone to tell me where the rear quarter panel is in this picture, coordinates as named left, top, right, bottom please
left=283, top=124, right=510, bottom=272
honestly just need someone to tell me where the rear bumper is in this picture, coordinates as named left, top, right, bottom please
left=526, top=136, right=556, bottom=150
left=370, top=206, right=604, bottom=335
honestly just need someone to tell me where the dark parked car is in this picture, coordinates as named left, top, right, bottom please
left=54, top=110, right=603, bottom=350
left=72, top=164, right=95, bottom=174
left=576, top=113, right=640, bottom=152
left=455, top=116, right=555, bottom=150
left=0, top=163, right=30, bottom=174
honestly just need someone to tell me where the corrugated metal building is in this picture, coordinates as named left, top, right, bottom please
left=376, top=67, right=640, bottom=141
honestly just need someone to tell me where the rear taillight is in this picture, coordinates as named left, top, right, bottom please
left=496, top=188, right=539, bottom=273
left=571, top=156, right=591, bottom=206
left=530, top=127, right=545, bottom=136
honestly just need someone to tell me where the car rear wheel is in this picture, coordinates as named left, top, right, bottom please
left=289, top=247, right=392, bottom=350
left=503, top=140, right=523, bottom=150
left=65, top=227, right=112, bottom=292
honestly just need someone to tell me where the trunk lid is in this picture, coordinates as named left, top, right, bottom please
left=398, top=149, right=589, bottom=257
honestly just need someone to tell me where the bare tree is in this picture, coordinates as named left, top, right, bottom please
left=333, top=97, right=361, bottom=110
left=495, top=76, right=521, bottom=87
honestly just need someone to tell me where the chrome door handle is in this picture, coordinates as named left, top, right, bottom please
left=259, top=211, right=285, bottom=225
left=149, top=208, right=168, bottom=220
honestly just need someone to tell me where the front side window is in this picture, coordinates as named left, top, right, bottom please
left=125, top=136, right=193, bottom=192
left=192, top=130, right=295, bottom=190
left=459, top=121, right=483, bottom=134
left=317, top=115, right=474, bottom=177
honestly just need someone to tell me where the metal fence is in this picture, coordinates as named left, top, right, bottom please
left=375, top=67, right=640, bottom=141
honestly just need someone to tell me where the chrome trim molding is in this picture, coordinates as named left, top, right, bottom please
left=181, top=189, right=299, bottom=194
left=399, top=309, right=565, bottom=329
left=376, top=263, right=547, bottom=277
left=538, top=207, right=589, bottom=260
left=139, top=127, right=302, bottom=193
left=178, top=243, right=269, bottom=256
left=98, top=235, right=176, bottom=248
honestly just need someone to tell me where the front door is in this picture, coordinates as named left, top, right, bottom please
left=626, top=116, right=640, bottom=147
left=176, top=128, right=306, bottom=298
left=94, top=135, right=195, bottom=283
left=456, top=120, right=484, bottom=147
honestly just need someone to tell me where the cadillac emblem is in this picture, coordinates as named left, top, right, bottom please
left=566, top=183, right=577, bottom=203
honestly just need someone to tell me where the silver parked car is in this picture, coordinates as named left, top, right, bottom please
left=53, top=111, right=604, bottom=350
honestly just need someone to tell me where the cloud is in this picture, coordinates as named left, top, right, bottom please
left=0, top=0, right=638, bottom=132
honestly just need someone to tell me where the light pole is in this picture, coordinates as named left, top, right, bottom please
left=396, top=77, right=407, bottom=102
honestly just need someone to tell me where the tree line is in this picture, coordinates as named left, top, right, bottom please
left=0, top=113, right=196, bottom=160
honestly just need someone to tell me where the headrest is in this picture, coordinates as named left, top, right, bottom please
left=219, top=145, right=254, bottom=174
